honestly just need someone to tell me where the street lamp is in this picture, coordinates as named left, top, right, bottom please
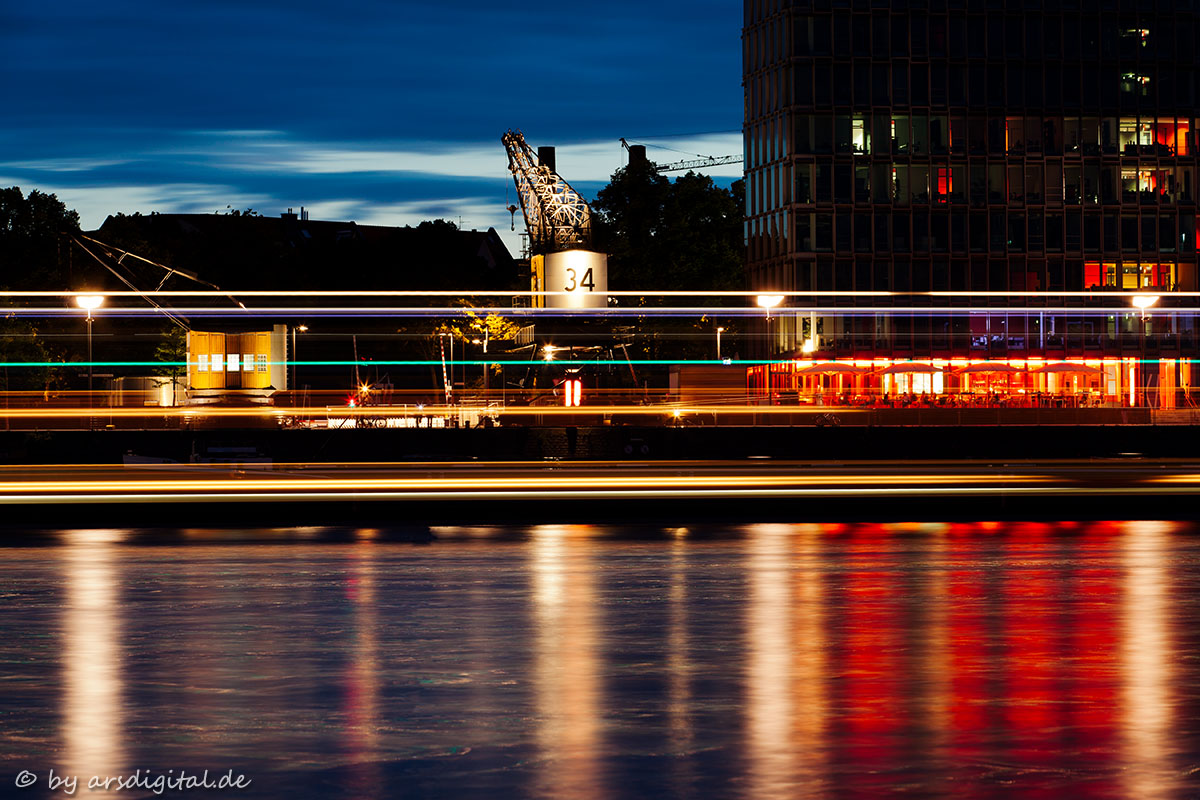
left=716, top=326, right=725, bottom=361
left=292, top=324, right=308, bottom=395
left=75, top=295, right=104, bottom=407
left=1131, top=295, right=1159, bottom=407
left=755, top=295, right=784, bottom=405
left=472, top=333, right=490, bottom=401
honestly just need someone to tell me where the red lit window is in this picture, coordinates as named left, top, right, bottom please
left=935, top=167, right=951, bottom=203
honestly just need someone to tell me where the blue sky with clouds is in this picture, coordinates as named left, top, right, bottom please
left=1, top=0, right=742, bottom=255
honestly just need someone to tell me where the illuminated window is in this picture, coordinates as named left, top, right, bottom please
left=1120, top=74, right=1151, bottom=97
left=891, top=116, right=909, bottom=154
left=227, top=354, right=239, bottom=372
left=198, top=354, right=208, bottom=373
left=1121, top=264, right=1139, bottom=290
left=1155, top=118, right=1181, bottom=156
left=257, top=354, right=268, bottom=373
left=851, top=116, right=869, bottom=153
left=1119, top=118, right=1136, bottom=151
left=934, top=167, right=951, bottom=203
left=1006, top=116, right=1024, bottom=153
left=243, top=354, right=254, bottom=372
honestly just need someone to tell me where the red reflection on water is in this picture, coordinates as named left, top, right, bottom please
left=836, top=525, right=906, bottom=798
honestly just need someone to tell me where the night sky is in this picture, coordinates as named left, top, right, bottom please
left=1, top=0, right=742, bottom=254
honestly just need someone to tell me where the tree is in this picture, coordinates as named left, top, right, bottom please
left=592, top=165, right=744, bottom=296
left=0, top=314, right=65, bottom=395
left=152, top=326, right=189, bottom=406
left=591, top=164, right=746, bottom=360
left=0, top=187, right=81, bottom=290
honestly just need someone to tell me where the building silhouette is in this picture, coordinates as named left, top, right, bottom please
left=743, top=0, right=1200, bottom=408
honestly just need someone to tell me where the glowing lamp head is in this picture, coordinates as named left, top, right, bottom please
left=542, top=345, right=556, bottom=362
left=297, top=325, right=308, bottom=333
left=801, top=338, right=816, bottom=354
left=755, top=294, right=784, bottom=310
left=1131, top=294, right=1159, bottom=310
left=75, top=294, right=104, bottom=310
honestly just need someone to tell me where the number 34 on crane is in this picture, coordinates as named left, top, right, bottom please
left=502, top=130, right=608, bottom=310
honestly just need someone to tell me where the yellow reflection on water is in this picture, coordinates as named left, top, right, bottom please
left=1121, top=521, right=1177, bottom=800
left=531, top=525, right=603, bottom=800
left=744, top=524, right=827, bottom=799
left=61, top=530, right=125, bottom=796
left=666, top=533, right=694, bottom=779
left=343, top=541, right=381, bottom=791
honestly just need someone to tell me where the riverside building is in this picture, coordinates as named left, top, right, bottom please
left=743, top=0, right=1200, bottom=408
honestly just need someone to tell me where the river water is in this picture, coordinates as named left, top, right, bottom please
left=2, top=522, right=1199, bottom=799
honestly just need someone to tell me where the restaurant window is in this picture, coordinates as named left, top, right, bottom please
left=1084, top=262, right=1116, bottom=289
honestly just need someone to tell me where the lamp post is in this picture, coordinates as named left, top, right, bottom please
left=471, top=333, right=490, bottom=402
left=1132, top=294, right=1158, bottom=407
left=291, top=324, right=308, bottom=396
left=716, top=326, right=725, bottom=361
left=75, top=294, right=104, bottom=409
left=755, top=295, right=784, bottom=404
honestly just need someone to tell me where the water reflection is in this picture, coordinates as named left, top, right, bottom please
left=0, top=521, right=1192, bottom=799
left=1122, top=521, right=1175, bottom=800
left=665, top=530, right=694, bottom=787
left=745, top=524, right=802, bottom=799
left=531, top=525, right=604, bottom=800
left=61, top=530, right=125, bottom=797
left=342, top=540, right=381, bottom=793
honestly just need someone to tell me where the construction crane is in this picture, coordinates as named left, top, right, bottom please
left=502, top=129, right=592, bottom=255
left=620, top=138, right=743, bottom=173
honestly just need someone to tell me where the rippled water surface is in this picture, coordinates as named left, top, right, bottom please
left=2, top=522, right=1200, bottom=799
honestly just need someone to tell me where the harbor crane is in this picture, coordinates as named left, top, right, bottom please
left=501, top=129, right=593, bottom=255
left=501, top=130, right=608, bottom=309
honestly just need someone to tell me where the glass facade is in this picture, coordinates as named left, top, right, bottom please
left=744, top=0, right=1200, bottom=406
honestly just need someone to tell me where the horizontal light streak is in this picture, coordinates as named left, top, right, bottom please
left=7, top=290, right=1199, bottom=298
left=0, top=405, right=871, bottom=417
left=0, top=474, right=1054, bottom=494
left=0, top=485, right=1194, bottom=505
left=5, top=306, right=1197, bottom=318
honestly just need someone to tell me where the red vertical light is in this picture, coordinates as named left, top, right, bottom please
left=563, top=379, right=582, bottom=407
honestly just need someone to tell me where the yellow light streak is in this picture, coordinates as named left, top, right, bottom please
left=0, top=404, right=873, bottom=418
left=0, top=474, right=1055, bottom=494
left=0, top=485, right=1194, bottom=506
